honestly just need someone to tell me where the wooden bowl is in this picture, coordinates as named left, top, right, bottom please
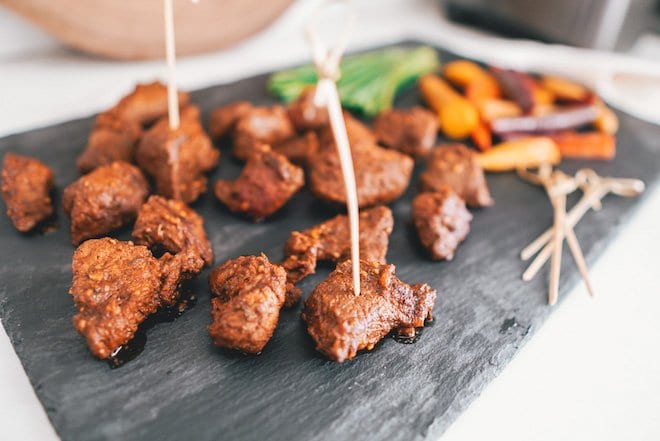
left=0, top=0, right=294, bottom=60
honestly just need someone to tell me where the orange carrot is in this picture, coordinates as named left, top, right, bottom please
left=541, top=75, right=589, bottom=102
left=419, top=74, right=479, bottom=139
left=471, top=120, right=492, bottom=151
left=550, top=131, right=616, bottom=160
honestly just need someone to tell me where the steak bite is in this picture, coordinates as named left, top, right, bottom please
left=412, top=188, right=472, bottom=260
left=373, top=107, right=438, bottom=158
left=208, top=101, right=254, bottom=139
left=70, top=238, right=199, bottom=359
left=317, top=112, right=376, bottom=150
left=113, top=81, right=190, bottom=127
left=272, top=131, right=319, bottom=165
left=136, top=106, right=219, bottom=203
left=302, top=260, right=437, bottom=362
left=132, top=195, right=213, bottom=266
left=214, top=146, right=304, bottom=221
left=77, top=111, right=143, bottom=173
left=420, top=144, right=493, bottom=208
left=63, top=161, right=149, bottom=244
left=232, top=106, right=296, bottom=160
left=309, top=141, right=413, bottom=208
left=286, top=87, right=328, bottom=131
left=208, top=254, right=287, bottom=354
left=1, top=153, right=54, bottom=232
left=281, top=205, right=394, bottom=305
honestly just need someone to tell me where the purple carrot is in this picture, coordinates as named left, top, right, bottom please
left=490, top=67, right=537, bottom=113
left=491, top=105, right=599, bottom=137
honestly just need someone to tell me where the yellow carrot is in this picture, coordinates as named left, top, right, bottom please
left=419, top=74, right=479, bottom=139
left=477, top=137, right=561, bottom=172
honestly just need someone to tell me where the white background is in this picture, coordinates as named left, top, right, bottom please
left=1, top=1, right=659, bottom=440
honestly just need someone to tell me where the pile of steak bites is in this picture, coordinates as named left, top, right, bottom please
left=0, top=82, right=493, bottom=363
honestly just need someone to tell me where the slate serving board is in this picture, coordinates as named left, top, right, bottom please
left=1, top=44, right=659, bottom=441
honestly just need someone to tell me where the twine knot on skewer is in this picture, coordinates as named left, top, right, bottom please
left=305, top=0, right=361, bottom=296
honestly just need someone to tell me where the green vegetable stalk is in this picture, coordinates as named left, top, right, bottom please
left=267, top=46, right=440, bottom=118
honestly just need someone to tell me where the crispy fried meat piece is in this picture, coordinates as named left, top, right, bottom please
left=208, top=254, right=286, bottom=354
left=1, top=153, right=54, bottom=232
left=77, top=111, right=142, bottom=174
left=286, top=87, right=329, bottom=131
left=113, top=81, right=190, bottom=127
left=214, top=147, right=304, bottom=221
left=232, top=106, right=296, bottom=160
left=412, top=188, right=472, bottom=260
left=136, top=106, right=219, bottom=203
left=373, top=107, right=438, bottom=158
left=317, top=112, right=376, bottom=150
left=63, top=161, right=149, bottom=244
left=309, top=140, right=413, bottom=208
left=419, top=144, right=493, bottom=208
left=281, top=206, right=394, bottom=306
left=272, top=131, right=319, bottom=165
left=208, top=101, right=254, bottom=139
left=302, top=260, right=436, bottom=362
left=70, top=238, right=200, bottom=359
left=133, top=195, right=213, bottom=266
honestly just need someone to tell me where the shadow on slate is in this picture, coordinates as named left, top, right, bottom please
left=1, top=43, right=659, bottom=441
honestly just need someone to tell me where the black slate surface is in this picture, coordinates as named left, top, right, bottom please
left=1, top=45, right=659, bottom=441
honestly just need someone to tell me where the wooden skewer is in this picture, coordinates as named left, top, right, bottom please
left=164, top=0, right=179, bottom=130
left=306, top=1, right=360, bottom=295
left=548, top=192, right=565, bottom=305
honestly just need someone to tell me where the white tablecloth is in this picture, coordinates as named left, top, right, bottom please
left=1, top=1, right=659, bottom=439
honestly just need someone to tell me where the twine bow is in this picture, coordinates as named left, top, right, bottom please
left=305, top=1, right=361, bottom=295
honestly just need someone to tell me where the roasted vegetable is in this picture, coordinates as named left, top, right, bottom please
left=550, top=131, right=616, bottom=160
left=419, top=74, right=479, bottom=139
left=477, top=137, right=561, bottom=172
left=471, top=120, right=492, bottom=151
left=541, top=75, right=589, bottom=102
left=490, top=104, right=599, bottom=136
left=490, top=68, right=537, bottom=113
left=476, top=98, right=522, bottom=122
left=593, top=102, right=619, bottom=135
left=268, top=46, right=440, bottom=117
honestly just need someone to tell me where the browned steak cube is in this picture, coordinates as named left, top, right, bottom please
left=420, top=144, right=493, bottom=207
left=412, top=188, right=472, bottom=260
left=373, top=106, right=438, bottom=158
left=1, top=153, right=54, bottom=232
left=272, top=131, right=319, bottom=165
left=136, top=106, right=219, bottom=203
left=302, top=260, right=436, bottom=362
left=208, top=101, right=254, bottom=139
left=133, top=195, right=213, bottom=266
left=208, top=254, right=286, bottom=354
left=214, top=147, right=304, bottom=221
left=77, top=111, right=142, bottom=173
left=113, top=81, right=190, bottom=127
left=232, top=106, right=296, bottom=160
left=63, top=161, right=149, bottom=244
left=286, top=87, right=329, bottom=131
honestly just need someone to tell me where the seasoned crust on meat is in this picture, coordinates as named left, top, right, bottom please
left=272, top=131, right=319, bottom=165
left=214, top=146, right=304, bottom=221
left=133, top=195, right=213, bottom=266
left=281, top=206, right=394, bottom=306
left=373, top=107, right=438, bottom=158
left=70, top=238, right=200, bottom=359
left=77, top=111, right=142, bottom=173
left=208, top=254, right=286, bottom=354
left=412, top=188, right=472, bottom=260
left=209, top=101, right=254, bottom=139
left=63, top=161, right=149, bottom=244
left=309, top=141, right=413, bottom=208
left=317, top=112, right=376, bottom=150
left=1, top=153, right=54, bottom=232
left=302, top=260, right=436, bottom=362
left=286, top=87, right=329, bottom=131
left=419, top=144, right=493, bottom=208
left=136, top=106, right=219, bottom=203
left=113, top=81, right=190, bottom=127
left=232, top=106, right=296, bottom=160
